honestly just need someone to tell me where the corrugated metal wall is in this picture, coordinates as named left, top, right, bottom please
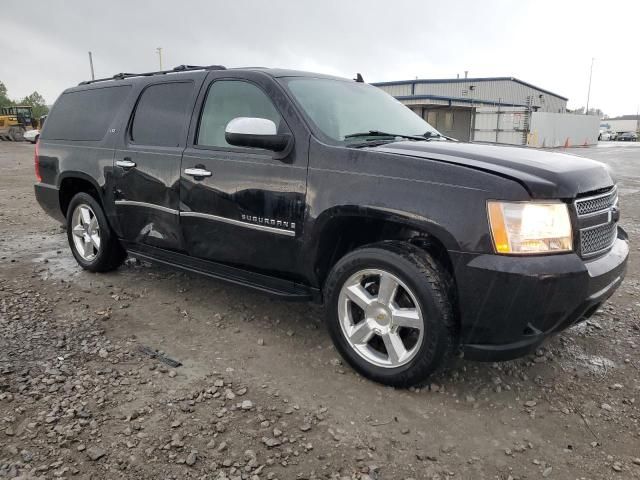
left=602, top=119, right=639, bottom=133
left=377, top=79, right=567, bottom=113
left=382, top=84, right=413, bottom=97
left=375, top=79, right=594, bottom=147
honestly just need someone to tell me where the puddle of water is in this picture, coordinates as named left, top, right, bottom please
left=32, top=245, right=155, bottom=283
left=34, top=249, right=84, bottom=280
left=0, top=231, right=80, bottom=280
left=1, top=231, right=84, bottom=281
left=559, top=342, right=616, bottom=375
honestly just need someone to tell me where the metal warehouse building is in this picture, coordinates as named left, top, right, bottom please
left=373, top=77, right=572, bottom=144
left=601, top=115, right=640, bottom=134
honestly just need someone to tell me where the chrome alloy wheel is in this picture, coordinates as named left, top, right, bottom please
left=338, top=269, right=424, bottom=368
left=71, top=204, right=101, bottom=261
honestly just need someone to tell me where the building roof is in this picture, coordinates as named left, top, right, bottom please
left=394, top=94, right=531, bottom=109
left=372, top=76, right=568, bottom=101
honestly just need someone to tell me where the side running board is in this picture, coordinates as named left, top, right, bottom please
left=124, top=243, right=320, bottom=303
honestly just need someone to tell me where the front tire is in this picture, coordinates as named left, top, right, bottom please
left=9, top=126, right=25, bottom=142
left=66, top=192, right=126, bottom=272
left=324, top=241, right=456, bottom=387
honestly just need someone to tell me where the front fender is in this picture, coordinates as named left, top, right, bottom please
left=312, top=205, right=460, bottom=251
left=300, top=205, right=462, bottom=288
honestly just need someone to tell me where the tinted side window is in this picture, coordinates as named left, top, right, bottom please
left=197, top=81, right=281, bottom=148
left=130, top=82, right=193, bottom=147
left=42, top=86, right=130, bottom=141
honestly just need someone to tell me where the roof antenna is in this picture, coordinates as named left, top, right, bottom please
left=354, top=73, right=364, bottom=83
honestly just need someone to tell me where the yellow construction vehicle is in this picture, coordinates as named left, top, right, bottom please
left=0, top=105, right=35, bottom=141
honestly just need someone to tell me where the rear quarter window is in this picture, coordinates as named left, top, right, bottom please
left=129, top=82, right=194, bottom=147
left=42, top=85, right=131, bottom=141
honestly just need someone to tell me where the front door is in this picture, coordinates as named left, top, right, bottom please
left=179, top=73, right=308, bottom=278
left=112, top=79, right=201, bottom=251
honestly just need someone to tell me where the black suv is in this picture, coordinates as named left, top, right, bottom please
left=34, top=65, right=628, bottom=387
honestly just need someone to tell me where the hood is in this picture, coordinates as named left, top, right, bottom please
left=372, top=141, right=614, bottom=199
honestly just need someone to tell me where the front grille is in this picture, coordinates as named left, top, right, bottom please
left=575, top=186, right=618, bottom=258
left=575, top=187, right=618, bottom=215
left=580, top=222, right=617, bottom=256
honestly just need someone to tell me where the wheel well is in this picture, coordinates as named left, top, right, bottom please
left=314, top=216, right=454, bottom=287
left=59, top=177, right=102, bottom=218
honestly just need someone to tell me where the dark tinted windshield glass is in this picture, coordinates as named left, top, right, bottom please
left=42, top=86, right=130, bottom=141
left=130, top=82, right=193, bottom=147
left=284, top=78, right=439, bottom=143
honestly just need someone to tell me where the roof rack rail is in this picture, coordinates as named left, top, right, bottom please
left=78, top=64, right=226, bottom=85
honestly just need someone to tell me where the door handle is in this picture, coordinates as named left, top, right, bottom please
left=184, top=168, right=212, bottom=178
left=116, top=159, right=136, bottom=169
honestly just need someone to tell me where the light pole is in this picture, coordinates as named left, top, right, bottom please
left=585, top=57, right=594, bottom=115
left=88, top=51, right=95, bottom=80
left=156, top=47, right=163, bottom=71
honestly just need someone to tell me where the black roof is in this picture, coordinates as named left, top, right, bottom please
left=77, top=64, right=347, bottom=87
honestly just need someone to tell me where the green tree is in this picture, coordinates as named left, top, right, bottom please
left=20, top=91, right=49, bottom=118
left=0, top=81, right=13, bottom=107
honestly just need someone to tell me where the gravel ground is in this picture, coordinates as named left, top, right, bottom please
left=0, top=141, right=639, bottom=480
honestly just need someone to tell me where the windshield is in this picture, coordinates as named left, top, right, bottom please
left=283, top=78, right=440, bottom=144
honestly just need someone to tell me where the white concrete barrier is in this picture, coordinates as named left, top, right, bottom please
left=527, top=113, right=600, bottom=148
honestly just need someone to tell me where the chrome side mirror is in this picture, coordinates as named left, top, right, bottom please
left=224, top=117, right=291, bottom=152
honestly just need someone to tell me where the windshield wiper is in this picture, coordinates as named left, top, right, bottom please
left=424, top=131, right=457, bottom=142
left=344, top=130, right=427, bottom=141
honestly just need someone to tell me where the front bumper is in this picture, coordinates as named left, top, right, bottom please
left=452, top=228, right=629, bottom=361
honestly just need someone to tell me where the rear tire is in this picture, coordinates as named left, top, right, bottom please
left=66, top=192, right=126, bottom=272
left=324, top=241, right=456, bottom=387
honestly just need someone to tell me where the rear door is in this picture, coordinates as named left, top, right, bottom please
left=112, top=77, right=203, bottom=251
left=179, top=71, right=309, bottom=278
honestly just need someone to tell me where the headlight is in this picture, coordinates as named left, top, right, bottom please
left=487, top=201, right=573, bottom=254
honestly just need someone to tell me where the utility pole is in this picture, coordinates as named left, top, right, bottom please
left=88, top=51, right=95, bottom=80
left=585, top=57, right=594, bottom=115
left=156, top=47, right=163, bottom=71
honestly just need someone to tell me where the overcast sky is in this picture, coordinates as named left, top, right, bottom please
left=1, top=0, right=638, bottom=117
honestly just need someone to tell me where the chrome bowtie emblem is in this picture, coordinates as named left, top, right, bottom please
left=610, top=206, right=620, bottom=223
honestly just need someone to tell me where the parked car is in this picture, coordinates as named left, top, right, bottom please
left=598, top=131, right=611, bottom=141
left=24, top=129, right=40, bottom=144
left=34, top=65, right=629, bottom=387
left=617, top=132, right=638, bottom=142
left=22, top=117, right=46, bottom=143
